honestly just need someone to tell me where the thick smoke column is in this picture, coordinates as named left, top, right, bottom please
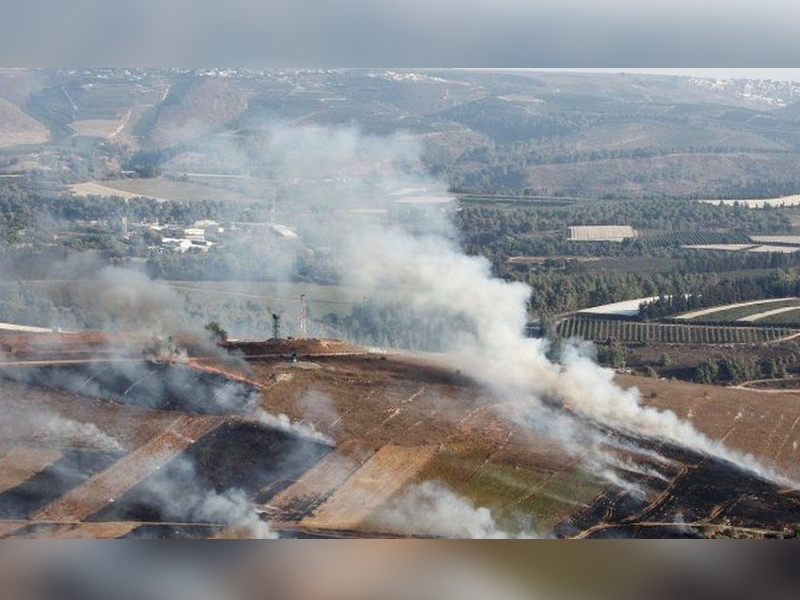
left=259, top=124, right=790, bottom=489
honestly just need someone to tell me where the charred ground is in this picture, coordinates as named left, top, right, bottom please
left=0, top=334, right=799, bottom=538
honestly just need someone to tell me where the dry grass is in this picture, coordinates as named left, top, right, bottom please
left=37, top=522, right=139, bottom=539
left=70, top=119, right=126, bottom=139
left=568, top=225, right=636, bottom=242
left=70, top=178, right=257, bottom=202
left=0, top=97, right=49, bottom=147
left=32, top=416, right=223, bottom=522
left=301, top=445, right=438, bottom=531
left=0, top=448, right=62, bottom=494
left=263, top=446, right=369, bottom=524
left=623, top=374, right=800, bottom=479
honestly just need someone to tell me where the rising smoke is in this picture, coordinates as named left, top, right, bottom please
left=3, top=122, right=791, bottom=538
left=255, top=123, right=792, bottom=492
left=376, top=481, right=539, bottom=539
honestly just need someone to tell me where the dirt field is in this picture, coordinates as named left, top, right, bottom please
left=70, top=119, right=127, bottom=139
left=627, top=374, right=800, bottom=479
left=70, top=178, right=258, bottom=202
left=568, top=225, right=636, bottom=242
left=2, top=333, right=800, bottom=537
left=301, top=445, right=439, bottom=532
left=0, top=97, right=49, bottom=147
left=32, top=415, right=224, bottom=522
left=262, top=446, right=369, bottom=524
left=0, top=449, right=62, bottom=494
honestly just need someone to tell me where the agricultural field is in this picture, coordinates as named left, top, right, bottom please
left=69, top=178, right=259, bottom=202
left=1, top=330, right=800, bottom=538
left=70, top=112, right=132, bottom=140
left=750, top=308, right=800, bottom=326
left=683, top=244, right=757, bottom=252
left=0, top=97, right=50, bottom=148
left=646, top=231, right=751, bottom=247
left=678, top=298, right=800, bottom=322
left=700, top=195, right=800, bottom=208
left=749, top=235, right=800, bottom=246
left=749, top=245, right=800, bottom=253
left=683, top=243, right=800, bottom=254
left=557, top=316, right=797, bottom=345
left=578, top=297, right=660, bottom=317
left=568, top=225, right=636, bottom=242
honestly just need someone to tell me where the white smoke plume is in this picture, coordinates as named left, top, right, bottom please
left=34, top=413, right=123, bottom=453
left=258, top=124, right=791, bottom=490
left=123, top=455, right=276, bottom=539
left=376, top=482, right=539, bottom=539
left=256, top=409, right=333, bottom=446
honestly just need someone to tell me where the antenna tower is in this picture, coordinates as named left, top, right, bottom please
left=272, top=313, right=281, bottom=340
left=298, top=295, right=308, bottom=339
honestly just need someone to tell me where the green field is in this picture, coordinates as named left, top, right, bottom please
left=558, top=317, right=797, bottom=344
left=753, top=308, right=800, bottom=326
left=682, top=298, right=800, bottom=322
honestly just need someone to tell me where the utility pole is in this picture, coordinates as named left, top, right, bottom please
left=298, top=294, right=308, bottom=339
left=272, top=313, right=281, bottom=340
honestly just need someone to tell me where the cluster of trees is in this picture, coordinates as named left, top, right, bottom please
left=596, top=341, right=629, bottom=369
left=0, top=181, right=280, bottom=237
left=439, top=98, right=581, bottom=143
left=459, top=199, right=791, bottom=241
left=695, top=356, right=786, bottom=385
left=640, top=271, right=800, bottom=320
left=321, top=301, right=475, bottom=352
left=457, top=198, right=792, bottom=263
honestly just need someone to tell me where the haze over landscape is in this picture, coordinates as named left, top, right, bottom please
left=4, top=67, right=800, bottom=541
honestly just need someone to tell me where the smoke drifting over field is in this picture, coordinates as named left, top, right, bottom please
left=255, top=124, right=791, bottom=493
left=377, top=482, right=538, bottom=539
left=3, top=123, right=792, bottom=538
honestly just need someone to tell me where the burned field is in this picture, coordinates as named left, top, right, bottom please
left=1, top=333, right=800, bottom=538
left=0, top=361, right=262, bottom=414
left=558, top=434, right=800, bottom=538
left=90, top=421, right=332, bottom=525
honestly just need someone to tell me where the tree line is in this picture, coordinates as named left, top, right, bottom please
left=639, top=271, right=800, bottom=320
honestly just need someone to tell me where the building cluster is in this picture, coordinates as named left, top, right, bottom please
left=149, top=219, right=225, bottom=253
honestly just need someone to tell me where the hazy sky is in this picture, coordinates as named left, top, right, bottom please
left=2, top=0, right=800, bottom=66
left=521, top=69, right=800, bottom=82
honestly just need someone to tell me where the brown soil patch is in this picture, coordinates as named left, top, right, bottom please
left=301, top=445, right=438, bottom=531
left=44, top=521, right=139, bottom=539
left=0, top=97, right=49, bottom=147
left=263, top=442, right=372, bottom=525
left=624, top=374, right=800, bottom=479
left=32, top=415, right=224, bottom=522
left=0, top=521, right=23, bottom=538
left=0, top=448, right=62, bottom=493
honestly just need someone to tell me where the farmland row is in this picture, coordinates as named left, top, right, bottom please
left=682, top=298, right=800, bottom=322
left=645, top=231, right=751, bottom=247
left=557, top=317, right=797, bottom=345
left=755, top=308, right=800, bottom=326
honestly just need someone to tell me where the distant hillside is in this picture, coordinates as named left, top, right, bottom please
left=0, top=96, right=49, bottom=148
left=144, top=78, right=253, bottom=146
left=10, top=69, right=800, bottom=198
